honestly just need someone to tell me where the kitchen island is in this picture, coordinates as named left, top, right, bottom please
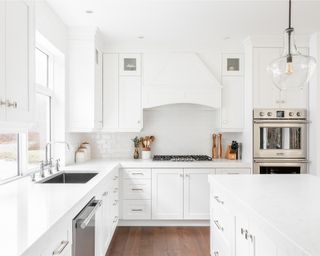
left=209, top=174, right=320, bottom=256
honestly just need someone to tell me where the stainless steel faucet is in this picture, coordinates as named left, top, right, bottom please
left=39, top=161, right=45, bottom=178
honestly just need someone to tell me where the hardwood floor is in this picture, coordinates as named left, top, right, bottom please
left=106, top=227, right=210, bottom=256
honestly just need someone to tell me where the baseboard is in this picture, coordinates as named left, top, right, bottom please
left=118, top=219, right=210, bottom=227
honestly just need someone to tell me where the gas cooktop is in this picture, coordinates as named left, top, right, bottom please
left=153, top=155, right=212, bottom=162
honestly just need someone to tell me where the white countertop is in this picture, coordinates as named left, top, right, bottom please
left=209, top=174, right=320, bottom=256
left=0, top=162, right=119, bottom=256
left=0, top=158, right=249, bottom=256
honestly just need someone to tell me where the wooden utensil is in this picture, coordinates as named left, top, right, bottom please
left=218, top=133, right=223, bottom=159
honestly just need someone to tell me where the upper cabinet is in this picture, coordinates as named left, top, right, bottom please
left=0, top=1, right=35, bottom=124
left=68, top=28, right=103, bottom=132
left=220, top=54, right=244, bottom=131
left=143, top=53, right=222, bottom=109
left=103, top=53, right=142, bottom=132
left=253, top=47, right=308, bottom=109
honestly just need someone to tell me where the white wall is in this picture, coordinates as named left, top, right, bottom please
left=79, top=104, right=243, bottom=159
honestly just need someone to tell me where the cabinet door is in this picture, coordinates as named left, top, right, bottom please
left=5, top=1, right=34, bottom=122
left=95, top=48, right=103, bottom=129
left=152, top=169, right=184, bottom=219
left=0, top=2, right=5, bottom=121
left=119, top=76, right=142, bottom=131
left=221, top=76, right=244, bottom=130
left=235, top=214, right=251, bottom=256
left=103, top=54, right=119, bottom=130
left=184, top=169, right=213, bottom=219
left=253, top=48, right=281, bottom=108
left=250, top=222, right=277, bottom=256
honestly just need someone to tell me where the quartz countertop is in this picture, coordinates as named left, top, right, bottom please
left=0, top=158, right=250, bottom=256
left=209, top=174, right=320, bottom=256
left=0, top=162, right=119, bottom=256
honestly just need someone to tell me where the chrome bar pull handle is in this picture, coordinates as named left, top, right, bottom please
left=214, top=196, right=224, bottom=204
left=80, top=200, right=102, bottom=229
left=52, top=240, right=69, bottom=255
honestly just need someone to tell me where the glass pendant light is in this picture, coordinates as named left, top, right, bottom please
left=268, top=0, right=316, bottom=90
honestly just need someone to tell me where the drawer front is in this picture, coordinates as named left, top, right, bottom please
left=215, top=168, right=251, bottom=175
left=122, top=168, right=151, bottom=179
left=212, top=203, right=235, bottom=244
left=211, top=219, right=232, bottom=256
left=122, top=179, right=151, bottom=200
left=122, top=200, right=151, bottom=220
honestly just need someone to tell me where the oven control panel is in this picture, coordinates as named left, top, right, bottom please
left=254, top=109, right=307, bottom=120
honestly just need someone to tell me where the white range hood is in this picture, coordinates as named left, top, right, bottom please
left=143, top=52, right=222, bottom=109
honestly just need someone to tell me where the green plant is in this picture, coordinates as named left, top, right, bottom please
left=132, top=136, right=140, bottom=148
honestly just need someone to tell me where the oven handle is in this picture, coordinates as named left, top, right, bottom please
left=253, top=120, right=310, bottom=124
left=80, top=200, right=102, bottom=229
left=254, top=159, right=309, bottom=163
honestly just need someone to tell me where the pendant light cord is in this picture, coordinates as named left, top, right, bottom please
left=288, top=0, right=292, bottom=29
left=287, top=0, right=292, bottom=59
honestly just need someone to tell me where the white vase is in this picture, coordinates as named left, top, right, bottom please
left=142, top=150, right=151, bottom=160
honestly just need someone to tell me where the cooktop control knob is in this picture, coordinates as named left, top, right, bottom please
left=297, top=112, right=301, bottom=117
left=267, top=112, right=272, bottom=117
left=289, top=112, right=294, bottom=117
left=259, top=112, right=265, bottom=117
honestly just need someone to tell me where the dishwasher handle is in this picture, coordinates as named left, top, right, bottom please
left=79, top=200, right=102, bottom=229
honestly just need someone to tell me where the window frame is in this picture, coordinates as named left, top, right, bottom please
left=24, top=46, right=54, bottom=173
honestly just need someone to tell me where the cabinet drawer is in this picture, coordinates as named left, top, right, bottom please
left=122, top=168, right=151, bottom=179
left=215, top=168, right=251, bottom=175
left=211, top=219, right=232, bottom=256
left=212, top=203, right=235, bottom=244
left=122, top=200, right=151, bottom=220
left=122, top=179, right=151, bottom=199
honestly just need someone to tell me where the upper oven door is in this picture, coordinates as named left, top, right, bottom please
left=254, top=120, right=307, bottom=159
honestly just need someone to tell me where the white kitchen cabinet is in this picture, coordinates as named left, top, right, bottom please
left=184, top=169, right=213, bottom=219
left=68, top=28, right=103, bottom=132
left=103, top=53, right=119, bottom=130
left=0, top=2, right=5, bottom=121
left=103, top=54, right=142, bottom=132
left=152, top=169, right=184, bottom=219
left=253, top=47, right=308, bottom=109
left=0, top=0, right=35, bottom=123
left=221, top=76, right=244, bottom=131
left=40, top=221, right=71, bottom=256
left=119, top=76, right=142, bottom=130
left=96, top=169, right=119, bottom=256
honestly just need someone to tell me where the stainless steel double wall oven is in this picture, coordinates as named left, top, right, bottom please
left=253, top=109, right=308, bottom=174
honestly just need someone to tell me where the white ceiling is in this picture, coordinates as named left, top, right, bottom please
left=45, top=0, right=320, bottom=48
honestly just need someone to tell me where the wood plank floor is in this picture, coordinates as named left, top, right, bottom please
left=106, top=227, right=210, bottom=256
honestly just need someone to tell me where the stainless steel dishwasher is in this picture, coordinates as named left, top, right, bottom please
left=72, top=197, right=102, bottom=256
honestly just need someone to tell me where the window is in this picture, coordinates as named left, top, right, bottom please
left=0, top=134, right=19, bottom=180
left=0, top=46, right=54, bottom=182
left=28, top=47, right=53, bottom=168
left=28, top=94, right=51, bottom=168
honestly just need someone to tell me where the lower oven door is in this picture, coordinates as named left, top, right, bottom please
left=253, top=120, right=308, bottom=159
left=253, top=160, right=308, bottom=174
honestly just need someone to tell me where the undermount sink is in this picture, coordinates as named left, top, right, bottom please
left=39, top=172, right=98, bottom=184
